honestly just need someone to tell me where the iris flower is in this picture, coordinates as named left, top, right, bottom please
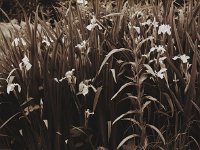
left=75, top=40, right=87, bottom=50
left=6, top=76, right=21, bottom=94
left=19, top=55, right=32, bottom=71
left=78, top=80, right=96, bottom=96
left=54, top=69, right=76, bottom=84
left=144, top=64, right=167, bottom=79
left=79, top=81, right=89, bottom=96
left=86, top=15, right=102, bottom=31
left=141, top=18, right=158, bottom=28
left=158, top=24, right=171, bottom=35
left=172, top=54, right=190, bottom=63
left=150, top=45, right=166, bottom=55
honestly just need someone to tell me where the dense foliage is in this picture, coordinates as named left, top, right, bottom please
left=0, top=0, right=200, bottom=149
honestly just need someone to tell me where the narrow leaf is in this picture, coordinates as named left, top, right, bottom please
left=122, top=118, right=140, bottom=126
left=117, top=134, right=139, bottom=149
left=0, top=112, right=21, bottom=129
left=146, top=124, right=166, bottom=145
left=192, top=101, right=200, bottom=114
left=144, top=96, right=165, bottom=110
left=93, top=86, right=103, bottom=112
left=111, top=82, right=134, bottom=100
left=163, top=93, right=174, bottom=116
left=97, top=48, right=131, bottom=75
left=110, top=69, right=117, bottom=83
left=141, top=101, right=151, bottom=112
left=112, top=110, right=138, bottom=125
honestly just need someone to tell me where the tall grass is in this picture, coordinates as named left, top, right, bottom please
left=0, top=0, right=200, bottom=149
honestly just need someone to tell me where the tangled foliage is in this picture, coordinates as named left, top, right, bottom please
left=0, top=0, right=59, bottom=21
left=0, top=0, right=199, bottom=150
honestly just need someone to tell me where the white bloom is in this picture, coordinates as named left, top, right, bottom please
left=85, top=109, right=94, bottom=118
left=159, top=56, right=167, bottom=64
left=86, top=15, right=102, bottom=31
left=12, top=38, right=26, bottom=46
left=150, top=47, right=156, bottom=53
left=141, top=19, right=152, bottom=26
left=54, top=69, right=76, bottom=84
left=19, top=129, right=23, bottom=135
left=157, top=45, right=166, bottom=55
left=152, top=18, right=159, bottom=28
left=7, top=83, right=21, bottom=94
left=65, top=69, right=75, bottom=78
left=155, top=68, right=167, bottom=79
left=43, top=120, right=48, bottom=128
left=158, top=24, right=171, bottom=35
left=150, top=45, right=166, bottom=55
left=133, top=26, right=140, bottom=34
left=65, top=139, right=68, bottom=144
left=6, top=74, right=21, bottom=94
left=42, top=36, right=53, bottom=46
left=78, top=79, right=96, bottom=96
left=77, top=0, right=88, bottom=5
left=75, top=40, right=87, bottom=50
left=65, top=69, right=76, bottom=83
left=54, top=78, right=59, bottom=83
left=172, top=54, right=190, bottom=63
left=141, top=18, right=158, bottom=28
left=19, top=55, right=32, bottom=71
left=144, top=64, right=167, bottom=79
left=79, top=81, right=89, bottom=96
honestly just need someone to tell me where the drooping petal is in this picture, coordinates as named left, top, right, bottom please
left=25, top=62, right=32, bottom=71
left=172, top=56, right=179, bottom=60
left=79, top=81, right=89, bottom=96
left=22, top=55, right=29, bottom=63
left=157, top=68, right=167, bottom=79
left=180, top=54, right=190, bottom=63
left=7, top=84, right=14, bottom=94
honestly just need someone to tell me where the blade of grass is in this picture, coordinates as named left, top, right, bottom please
left=117, top=134, right=139, bottom=150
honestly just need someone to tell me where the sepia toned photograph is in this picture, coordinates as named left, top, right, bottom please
left=0, top=0, right=199, bottom=149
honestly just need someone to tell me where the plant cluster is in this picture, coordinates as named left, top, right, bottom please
left=0, top=0, right=200, bottom=149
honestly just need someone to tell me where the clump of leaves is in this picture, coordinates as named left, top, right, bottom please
left=0, top=0, right=199, bottom=150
